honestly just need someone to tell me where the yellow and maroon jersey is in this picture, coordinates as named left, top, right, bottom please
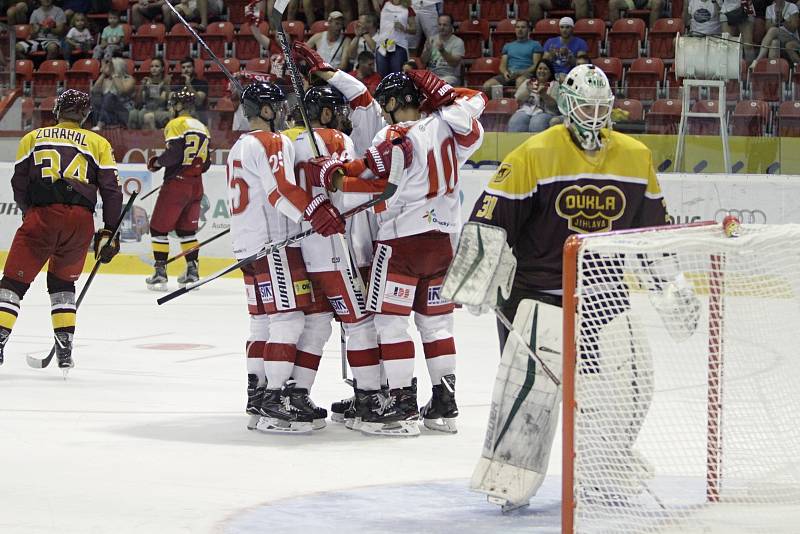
left=469, top=125, right=670, bottom=293
left=12, top=121, right=123, bottom=227
left=156, top=115, right=211, bottom=182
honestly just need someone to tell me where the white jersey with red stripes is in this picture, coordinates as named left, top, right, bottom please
left=227, top=130, right=309, bottom=260
left=293, top=128, right=374, bottom=272
left=327, top=70, right=386, bottom=155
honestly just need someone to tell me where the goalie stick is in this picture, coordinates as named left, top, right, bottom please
left=156, top=143, right=405, bottom=305
left=27, top=192, right=139, bottom=369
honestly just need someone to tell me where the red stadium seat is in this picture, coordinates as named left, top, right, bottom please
left=626, top=57, right=664, bottom=101
left=33, top=60, right=68, bottom=99
left=202, top=22, right=235, bottom=60
left=750, top=58, right=789, bottom=102
left=14, top=24, right=32, bottom=41
left=778, top=101, right=800, bottom=136
left=574, top=18, right=606, bottom=58
left=456, top=19, right=490, bottom=59
left=608, top=18, right=645, bottom=59
left=531, top=18, right=559, bottom=45
left=481, top=0, right=512, bottom=21
left=493, top=18, right=524, bottom=58
left=131, top=23, right=166, bottom=62
left=345, top=20, right=358, bottom=38
left=206, top=58, right=241, bottom=98
left=648, top=18, right=683, bottom=59
left=165, top=23, right=194, bottom=61
left=594, top=57, right=623, bottom=90
left=465, top=56, right=500, bottom=87
left=282, top=21, right=306, bottom=43
left=244, top=57, right=271, bottom=74
left=689, top=100, right=722, bottom=135
left=731, top=100, right=770, bottom=136
left=309, top=20, right=330, bottom=37
left=443, top=0, right=473, bottom=22
left=134, top=58, right=154, bottom=83
left=516, top=0, right=529, bottom=19
left=646, top=98, right=682, bottom=134
left=235, top=22, right=268, bottom=61
left=15, top=59, right=34, bottom=93
left=593, top=0, right=610, bottom=21
left=38, top=95, right=57, bottom=127
left=481, top=97, right=518, bottom=131
left=671, top=0, right=684, bottom=17
left=614, top=98, right=643, bottom=121
left=66, top=58, right=100, bottom=94
left=213, top=96, right=237, bottom=130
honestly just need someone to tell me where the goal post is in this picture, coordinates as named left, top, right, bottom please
left=561, top=221, right=800, bottom=533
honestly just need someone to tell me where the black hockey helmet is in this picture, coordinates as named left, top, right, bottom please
left=169, top=87, right=196, bottom=108
left=53, top=89, right=91, bottom=123
left=241, top=81, right=287, bottom=120
left=374, top=72, right=421, bottom=110
left=303, top=85, right=350, bottom=132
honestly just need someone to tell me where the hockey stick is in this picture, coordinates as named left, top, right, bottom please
left=26, top=191, right=139, bottom=369
left=138, top=185, right=161, bottom=201
left=157, top=144, right=405, bottom=305
left=138, top=227, right=231, bottom=267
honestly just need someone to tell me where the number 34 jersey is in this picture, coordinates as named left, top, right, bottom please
left=227, top=130, right=309, bottom=260
left=160, top=115, right=210, bottom=182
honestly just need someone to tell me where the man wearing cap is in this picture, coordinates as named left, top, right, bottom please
left=542, top=17, right=589, bottom=80
left=483, top=19, right=544, bottom=92
left=529, top=0, right=589, bottom=26
left=308, top=10, right=352, bottom=70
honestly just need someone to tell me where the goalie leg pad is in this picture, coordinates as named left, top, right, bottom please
left=470, top=299, right=563, bottom=509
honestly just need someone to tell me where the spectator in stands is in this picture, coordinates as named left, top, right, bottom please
left=342, top=13, right=379, bottom=69
left=16, top=0, right=66, bottom=60
left=131, top=0, right=170, bottom=28
left=542, top=17, right=588, bottom=81
left=129, top=58, right=172, bottom=130
left=720, top=1, right=756, bottom=63
left=375, top=0, right=417, bottom=76
left=483, top=20, right=543, bottom=94
left=164, top=0, right=224, bottom=31
left=349, top=50, right=382, bottom=92
left=409, top=0, right=442, bottom=54
left=92, top=10, right=125, bottom=60
left=529, top=0, right=589, bottom=26
left=685, top=0, right=722, bottom=36
left=172, top=57, right=210, bottom=123
left=90, top=57, right=136, bottom=130
left=508, top=58, right=560, bottom=133
left=307, top=10, right=352, bottom=70
left=326, top=0, right=355, bottom=24
left=421, top=14, right=464, bottom=85
left=6, top=2, right=30, bottom=25
left=751, top=0, right=800, bottom=67
left=63, top=12, right=93, bottom=61
left=610, top=0, right=664, bottom=29
left=575, top=50, right=591, bottom=64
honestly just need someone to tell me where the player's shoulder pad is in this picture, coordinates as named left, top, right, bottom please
left=604, top=128, right=650, bottom=154
left=81, top=128, right=117, bottom=168
left=483, top=128, right=561, bottom=199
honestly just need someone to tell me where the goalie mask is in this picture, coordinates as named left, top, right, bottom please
left=53, top=89, right=91, bottom=124
left=241, top=81, right=288, bottom=132
left=557, top=64, right=614, bottom=151
left=304, top=86, right=352, bottom=135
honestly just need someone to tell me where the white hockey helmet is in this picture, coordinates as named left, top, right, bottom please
left=557, top=64, right=614, bottom=151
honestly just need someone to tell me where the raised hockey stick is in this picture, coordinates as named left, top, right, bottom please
left=157, top=144, right=405, bottom=305
left=27, top=191, right=139, bottom=369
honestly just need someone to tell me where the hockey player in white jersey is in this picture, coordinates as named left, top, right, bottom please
left=227, top=81, right=347, bottom=434
left=309, top=71, right=485, bottom=436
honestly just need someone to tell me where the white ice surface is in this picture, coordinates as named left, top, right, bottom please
left=0, top=274, right=563, bottom=534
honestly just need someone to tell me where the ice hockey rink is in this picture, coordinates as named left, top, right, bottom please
left=0, top=273, right=565, bottom=534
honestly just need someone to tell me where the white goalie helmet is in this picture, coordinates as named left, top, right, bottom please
left=557, top=64, right=615, bottom=151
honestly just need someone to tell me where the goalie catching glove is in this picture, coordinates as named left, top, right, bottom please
left=303, top=194, right=345, bottom=237
left=93, top=228, right=120, bottom=264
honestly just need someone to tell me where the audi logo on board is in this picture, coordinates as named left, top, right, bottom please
left=714, top=209, right=767, bottom=224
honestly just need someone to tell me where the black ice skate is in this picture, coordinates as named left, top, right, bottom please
left=246, top=374, right=265, bottom=430
left=359, top=381, right=420, bottom=437
left=255, top=381, right=314, bottom=434
left=146, top=261, right=168, bottom=292
left=177, top=260, right=199, bottom=288
left=331, top=395, right=356, bottom=425
left=301, top=392, right=328, bottom=430
left=421, top=374, right=458, bottom=433
left=54, top=332, right=74, bottom=373
left=0, top=329, right=9, bottom=366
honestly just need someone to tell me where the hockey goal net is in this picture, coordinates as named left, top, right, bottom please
left=561, top=221, right=800, bottom=534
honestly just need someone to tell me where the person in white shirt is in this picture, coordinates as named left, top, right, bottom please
left=685, top=0, right=722, bottom=36
left=307, top=10, right=352, bottom=70
left=374, top=0, right=417, bottom=76
left=408, top=0, right=442, bottom=52
left=63, top=13, right=94, bottom=61
left=751, top=0, right=800, bottom=67
left=228, top=81, right=346, bottom=435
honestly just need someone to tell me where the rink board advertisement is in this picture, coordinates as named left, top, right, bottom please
left=0, top=163, right=798, bottom=265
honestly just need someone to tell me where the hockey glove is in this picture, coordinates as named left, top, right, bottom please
left=364, top=137, right=413, bottom=180
left=93, top=228, right=120, bottom=264
left=407, top=70, right=456, bottom=114
left=306, top=156, right=345, bottom=190
left=303, top=194, right=345, bottom=237
left=292, top=41, right=335, bottom=75
left=147, top=155, right=162, bottom=172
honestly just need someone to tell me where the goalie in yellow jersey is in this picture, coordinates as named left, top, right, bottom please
left=145, top=88, right=212, bottom=291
